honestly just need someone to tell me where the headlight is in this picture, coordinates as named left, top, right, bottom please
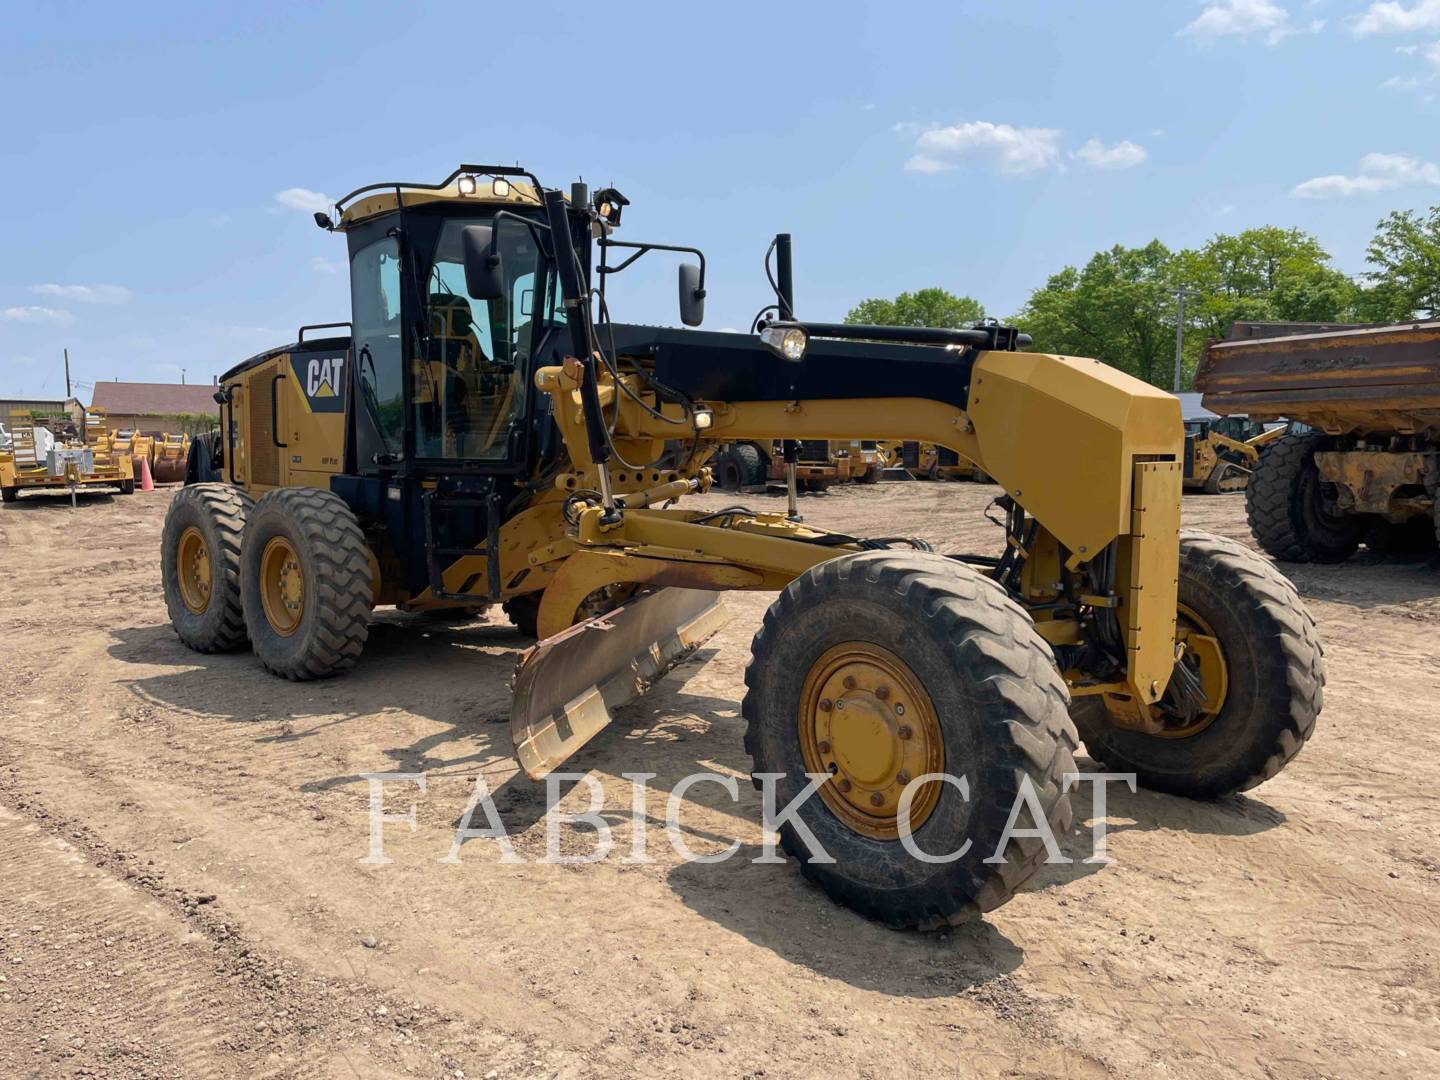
left=760, top=325, right=808, bottom=362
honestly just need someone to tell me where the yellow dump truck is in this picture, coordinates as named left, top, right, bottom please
left=1198, top=319, right=1440, bottom=558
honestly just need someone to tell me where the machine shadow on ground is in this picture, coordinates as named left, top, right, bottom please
left=108, top=606, right=1290, bottom=998
left=1281, top=554, right=1440, bottom=611
left=3, top=491, right=119, bottom=509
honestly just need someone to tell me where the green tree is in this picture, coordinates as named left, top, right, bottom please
left=844, top=287, right=984, bottom=328
left=1014, top=241, right=1179, bottom=386
left=1176, top=227, right=1355, bottom=340
left=1364, top=207, right=1440, bottom=318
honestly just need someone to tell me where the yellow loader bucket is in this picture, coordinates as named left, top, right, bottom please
left=509, top=588, right=730, bottom=778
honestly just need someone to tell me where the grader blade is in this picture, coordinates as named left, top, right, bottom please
left=509, top=588, right=730, bottom=779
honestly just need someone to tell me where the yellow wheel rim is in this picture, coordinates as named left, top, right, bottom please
left=259, top=536, right=305, bottom=636
left=176, top=526, right=212, bottom=615
left=798, top=641, right=944, bottom=840
left=1152, top=603, right=1230, bottom=739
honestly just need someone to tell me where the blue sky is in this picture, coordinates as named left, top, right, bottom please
left=3, top=0, right=1439, bottom=399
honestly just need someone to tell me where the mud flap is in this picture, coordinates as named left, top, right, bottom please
left=509, top=588, right=730, bottom=779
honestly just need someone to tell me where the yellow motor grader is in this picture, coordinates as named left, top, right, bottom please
left=162, top=165, right=1322, bottom=928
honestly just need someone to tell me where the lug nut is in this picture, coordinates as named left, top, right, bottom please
left=843, top=675, right=857, bottom=690
left=897, top=724, right=913, bottom=740
left=897, top=769, right=911, bottom=784
left=817, top=740, right=831, bottom=754
left=895, top=703, right=905, bottom=716
left=869, top=792, right=885, bottom=807
left=875, top=685, right=890, bottom=701
left=818, top=698, right=832, bottom=712
left=838, top=778, right=852, bottom=792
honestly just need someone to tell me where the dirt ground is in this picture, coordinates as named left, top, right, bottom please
left=1, top=479, right=1437, bottom=1080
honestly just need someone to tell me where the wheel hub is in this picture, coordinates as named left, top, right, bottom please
left=259, top=537, right=305, bottom=636
left=177, top=526, right=212, bottom=615
left=1152, top=604, right=1229, bottom=738
left=799, top=642, right=944, bottom=840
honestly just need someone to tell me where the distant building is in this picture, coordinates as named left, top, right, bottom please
left=89, top=381, right=220, bottom=434
left=0, top=396, right=79, bottom=419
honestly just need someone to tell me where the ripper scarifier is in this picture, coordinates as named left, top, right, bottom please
left=162, top=165, right=1322, bottom=927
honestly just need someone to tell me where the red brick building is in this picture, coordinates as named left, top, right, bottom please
left=89, top=381, right=220, bottom=434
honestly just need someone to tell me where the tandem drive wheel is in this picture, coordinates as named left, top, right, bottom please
left=742, top=551, right=1077, bottom=929
left=1072, top=530, right=1323, bottom=799
left=161, top=483, right=253, bottom=653
left=240, top=488, right=373, bottom=680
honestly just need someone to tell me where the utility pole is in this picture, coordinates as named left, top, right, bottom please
left=1172, top=288, right=1202, bottom=393
left=180, top=368, right=187, bottom=385
left=64, top=348, right=71, bottom=398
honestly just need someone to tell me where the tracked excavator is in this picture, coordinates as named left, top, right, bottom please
left=162, top=165, right=1323, bottom=927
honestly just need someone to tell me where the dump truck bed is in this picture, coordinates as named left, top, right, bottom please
left=1196, top=320, right=1440, bottom=437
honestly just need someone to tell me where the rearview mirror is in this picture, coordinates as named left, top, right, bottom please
left=678, top=263, right=705, bottom=327
left=461, top=225, right=504, bottom=300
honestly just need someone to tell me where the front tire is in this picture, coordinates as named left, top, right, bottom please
left=1245, top=434, right=1362, bottom=562
left=241, top=488, right=372, bottom=680
left=1073, top=530, right=1323, bottom=799
left=1, top=486, right=17, bottom=503
left=743, top=551, right=1076, bottom=929
left=161, top=483, right=252, bottom=652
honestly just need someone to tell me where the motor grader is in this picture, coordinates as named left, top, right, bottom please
left=162, top=164, right=1322, bottom=928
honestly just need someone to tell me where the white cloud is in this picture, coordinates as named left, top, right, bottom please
left=1180, top=0, right=1300, bottom=45
left=1428, top=39, right=1440, bottom=62
left=311, top=256, right=342, bottom=275
left=274, top=187, right=334, bottom=214
left=1292, top=151, right=1440, bottom=197
left=1382, top=73, right=1422, bottom=88
left=1073, top=138, right=1148, bottom=170
left=2, top=305, right=74, bottom=324
left=29, top=283, right=131, bottom=305
left=904, top=121, right=1063, bottom=175
left=1350, top=0, right=1440, bottom=36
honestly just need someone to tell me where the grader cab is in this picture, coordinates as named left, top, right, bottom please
left=163, top=164, right=1322, bottom=928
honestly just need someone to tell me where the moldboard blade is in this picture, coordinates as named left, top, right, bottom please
left=509, top=588, right=730, bottom=779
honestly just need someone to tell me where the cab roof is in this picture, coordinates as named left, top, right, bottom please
left=337, top=176, right=544, bottom=229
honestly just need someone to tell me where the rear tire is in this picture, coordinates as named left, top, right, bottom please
left=712, top=443, right=766, bottom=491
left=743, top=551, right=1077, bottom=929
left=1245, top=433, right=1362, bottom=562
left=241, top=488, right=372, bottom=680
left=1, top=487, right=17, bottom=503
left=1072, top=530, right=1323, bottom=799
left=119, top=478, right=135, bottom=495
left=161, top=483, right=252, bottom=653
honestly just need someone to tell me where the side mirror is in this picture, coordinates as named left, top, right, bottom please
left=461, top=225, right=504, bottom=300
left=678, top=263, right=705, bottom=327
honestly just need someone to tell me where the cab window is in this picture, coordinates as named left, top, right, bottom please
left=413, top=217, right=540, bottom=460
